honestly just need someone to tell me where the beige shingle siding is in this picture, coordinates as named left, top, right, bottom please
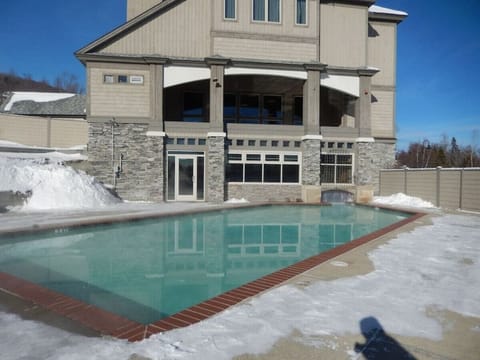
left=101, top=0, right=211, bottom=59
left=320, top=3, right=367, bottom=68
left=371, top=90, right=394, bottom=138
left=368, top=22, right=397, bottom=87
left=89, top=66, right=151, bottom=118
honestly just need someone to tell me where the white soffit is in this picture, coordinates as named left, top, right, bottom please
left=225, top=67, right=307, bottom=80
left=321, top=74, right=359, bottom=97
left=164, top=66, right=359, bottom=97
left=164, top=66, right=211, bottom=88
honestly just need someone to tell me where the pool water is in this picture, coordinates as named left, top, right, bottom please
left=0, top=205, right=409, bottom=324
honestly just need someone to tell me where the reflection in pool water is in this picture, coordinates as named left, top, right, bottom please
left=0, top=205, right=409, bottom=324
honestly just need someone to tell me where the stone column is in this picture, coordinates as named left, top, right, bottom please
left=301, top=63, right=325, bottom=202
left=207, top=133, right=226, bottom=203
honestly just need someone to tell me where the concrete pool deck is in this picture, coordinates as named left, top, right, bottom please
left=1, top=203, right=479, bottom=359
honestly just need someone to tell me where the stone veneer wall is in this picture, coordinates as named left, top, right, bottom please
left=227, top=184, right=302, bottom=202
left=356, top=141, right=396, bottom=193
left=302, top=139, right=321, bottom=185
left=88, top=122, right=164, bottom=201
left=207, top=136, right=226, bottom=203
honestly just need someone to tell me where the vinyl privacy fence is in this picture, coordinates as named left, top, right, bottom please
left=379, top=168, right=480, bottom=212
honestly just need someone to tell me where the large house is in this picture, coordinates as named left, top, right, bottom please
left=75, top=0, right=407, bottom=203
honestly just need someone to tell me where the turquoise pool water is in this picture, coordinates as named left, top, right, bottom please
left=0, top=205, right=409, bottom=324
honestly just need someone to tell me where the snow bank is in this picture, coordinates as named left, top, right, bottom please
left=0, top=157, right=119, bottom=211
left=372, top=193, right=437, bottom=209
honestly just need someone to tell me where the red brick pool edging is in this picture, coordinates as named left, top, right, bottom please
left=0, top=211, right=426, bottom=342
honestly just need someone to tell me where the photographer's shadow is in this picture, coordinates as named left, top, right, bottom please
left=354, top=317, right=417, bottom=359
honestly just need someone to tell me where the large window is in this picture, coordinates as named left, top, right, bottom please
left=225, top=94, right=283, bottom=124
left=253, top=0, right=281, bottom=23
left=227, top=152, right=301, bottom=184
left=183, top=92, right=205, bottom=122
left=320, top=154, right=353, bottom=184
left=295, top=0, right=307, bottom=25
left=225, top=0, right=236, bottom=20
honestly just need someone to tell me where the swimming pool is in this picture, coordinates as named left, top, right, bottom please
left=0, top=204, right=419, bottom=339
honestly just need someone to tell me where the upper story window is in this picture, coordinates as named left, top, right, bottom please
left=224, top=0, right=236, bottom=20
left=295, top=0, right=307, bottom=25
left=253, top=0, right=281, bottom=23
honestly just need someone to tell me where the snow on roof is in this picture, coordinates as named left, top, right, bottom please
left=369, top=5, right=408, bottom=17
left=3, top=91, right=76, bottom=111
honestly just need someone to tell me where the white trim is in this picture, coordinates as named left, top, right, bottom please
left=301, top=135, right=323, bottom=141
left=164, top=66, right=211, bottom=88
left=146, top=131, right=166, bottom=137
left=207, top=132, right=227, bottom=137
left=356, top=137, right=375, bottom=143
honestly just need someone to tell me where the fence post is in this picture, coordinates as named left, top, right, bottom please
left=459, top=168, right=464, bottom=210
left=436, top=166, right=441, bottom=207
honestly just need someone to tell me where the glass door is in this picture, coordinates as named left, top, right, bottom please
left=167, top=152, right=205, bottom=202
left=176, top=156, right=196, bottom=201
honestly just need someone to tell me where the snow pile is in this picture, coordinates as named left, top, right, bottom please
left=372, top=193, right=437, bottom=209
left=0, top=157, right=119, bottom=211
left=1, top=213, right=479, bottom=359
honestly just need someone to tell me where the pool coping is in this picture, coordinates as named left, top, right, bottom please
left=0, top=203, right=426, bottom=341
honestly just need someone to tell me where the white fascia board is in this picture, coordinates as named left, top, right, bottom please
left=164, top=66, right=211, bottom=88
left=321, top=74, right=359, bottom=97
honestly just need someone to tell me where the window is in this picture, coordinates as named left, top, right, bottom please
left=262, top=95, right=283, bottom=124
left=183, top=93, right=205, bottom=122
left=118, top=75, right=128, bottom=83
left=240, top=95, right=260, bottom=123
left=295, top=0, right=307, bottom=25
left=293, top=97, right=303, bottom=125
left=225, top=0, right=236, bottom=20
left=321, top=154, right=353, bottom=184
left=226, top=152, right=301, bottom=184
left=253, top=0, right=280, bottom=23
left=104, top=75, right=115, bottom=84
left=226, top=94, right=284, bottom=124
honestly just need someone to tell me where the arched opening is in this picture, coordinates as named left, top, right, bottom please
left=321, top=189, right=354, bottom=203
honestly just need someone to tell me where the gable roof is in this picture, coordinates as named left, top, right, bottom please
left=8, top=95, right=86, bottom=117
left=76, top=0, right=185, bottom=58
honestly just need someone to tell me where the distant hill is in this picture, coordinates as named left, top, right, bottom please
left=0, top=72, right=61, bottom=93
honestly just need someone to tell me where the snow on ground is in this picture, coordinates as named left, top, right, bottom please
left=372, top=193, right=437, bottom=209
left=0, top=157, right=118, bottom=211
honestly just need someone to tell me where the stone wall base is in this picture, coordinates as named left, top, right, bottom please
left=227, top=184, right=302, bottom=203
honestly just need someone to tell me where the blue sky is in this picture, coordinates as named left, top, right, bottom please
left=1, top=0, right=478, bottom=150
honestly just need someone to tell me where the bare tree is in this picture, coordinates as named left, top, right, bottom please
left=53, top=72, right=84, bottom=93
